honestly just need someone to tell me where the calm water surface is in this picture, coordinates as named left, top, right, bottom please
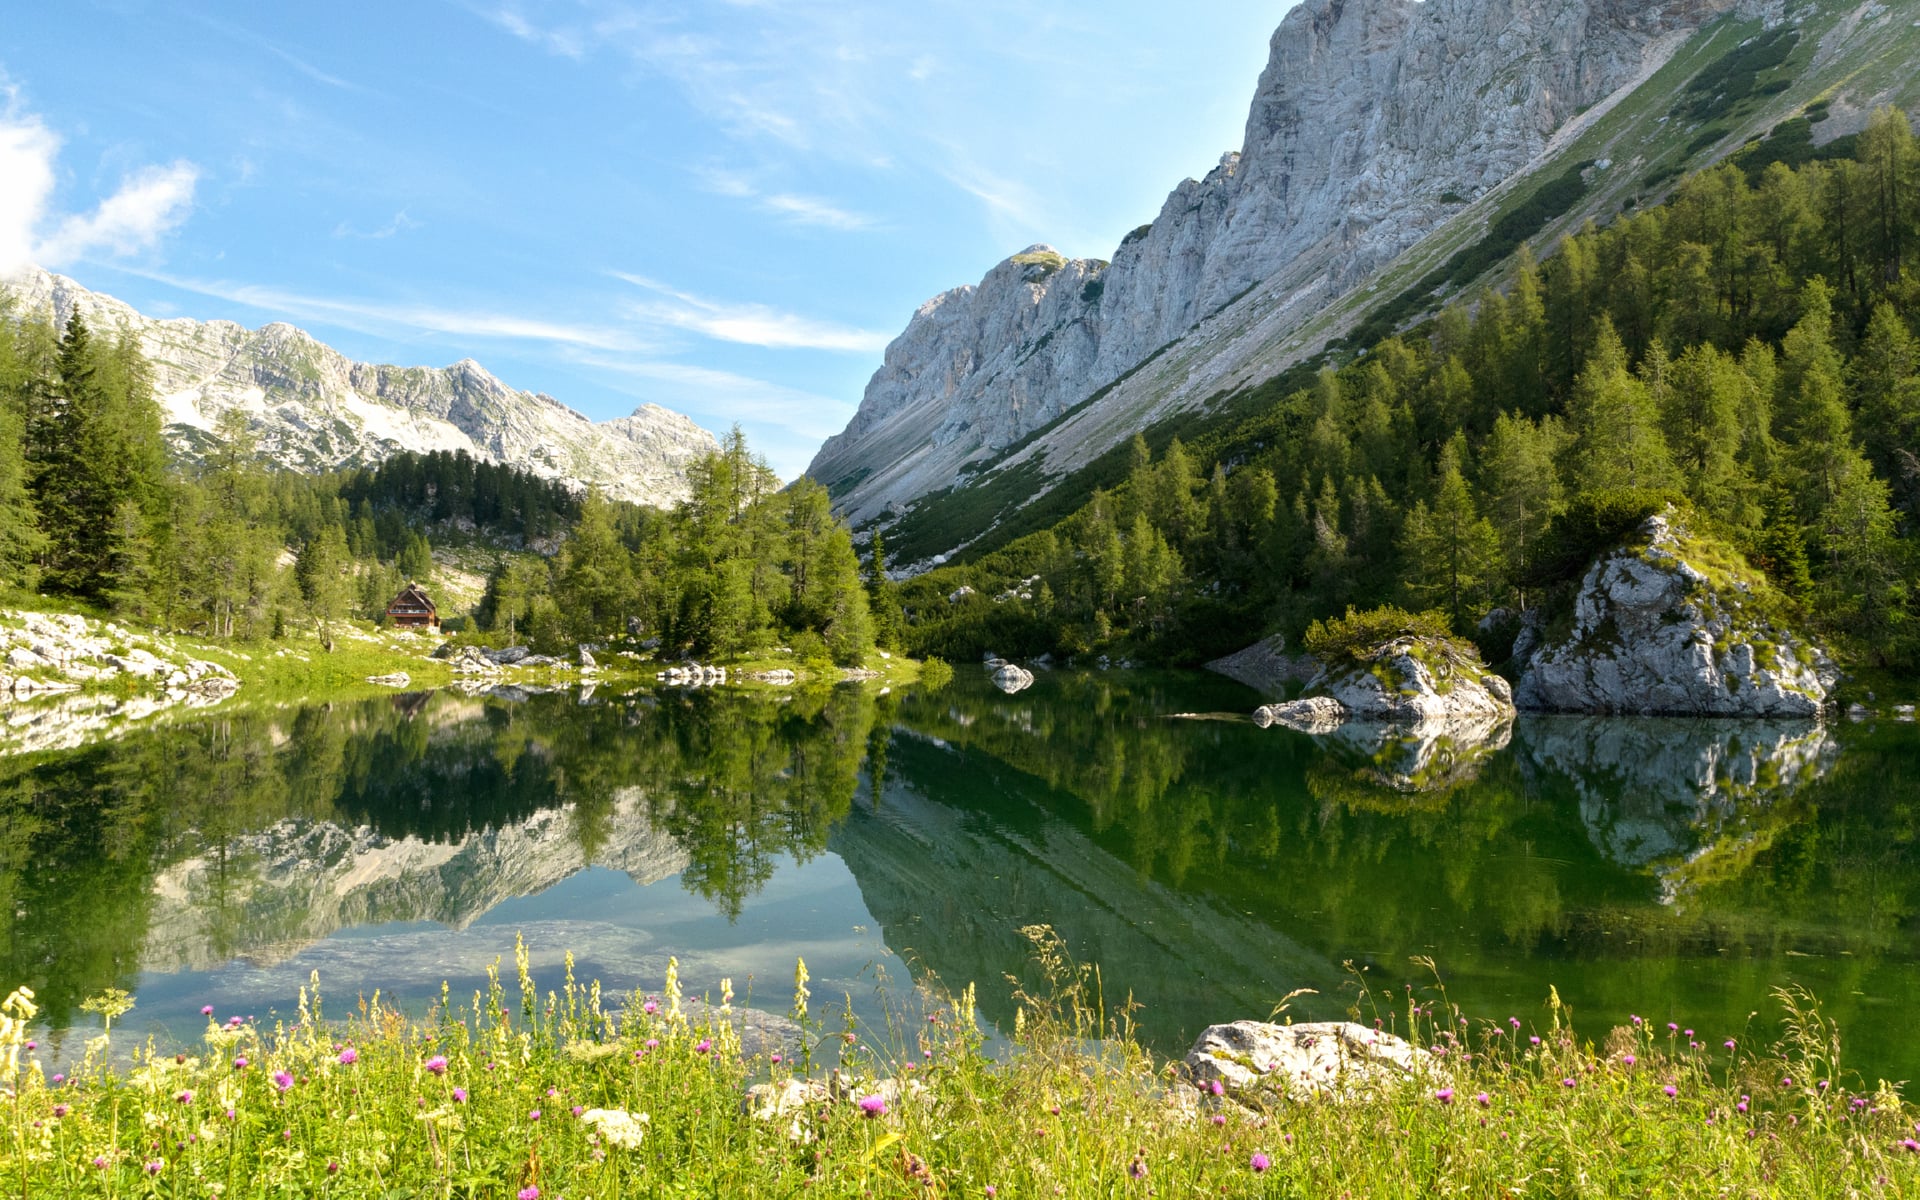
left=9, top=672, right=1920, bottom=1082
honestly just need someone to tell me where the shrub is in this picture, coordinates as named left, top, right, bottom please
left=1302, top=605, right=1458, bottom=663
left=917, top=656, right=954, bottom=691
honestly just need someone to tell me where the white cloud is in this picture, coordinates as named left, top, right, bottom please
left=759, top=193, right=875, bottom=231
left=0, top=107, right=58, bottom=278
left=333, top=209, right=421, bottom=240
left=695, top=167, right=878, bottom=231
left=0, top=92, right=200, bottom=277
left=35, top=162, right=201, bottom=265
left=612, top=272, right=891, bottom=353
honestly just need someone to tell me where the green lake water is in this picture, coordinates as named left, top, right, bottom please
left=8, top=671, right=1920, bottom=1084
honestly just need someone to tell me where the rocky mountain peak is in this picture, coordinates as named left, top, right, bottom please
left=3, top=267, right=718, bottom=506
left=809, top=0, right=1763, bottom=542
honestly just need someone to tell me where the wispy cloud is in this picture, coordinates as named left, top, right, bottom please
left=332, top=209, right=421, bottom=240
left=124, top=269, right=650, bottom=353
left=695, top=167, right=877, bottom=231
left=612, top=272, right=891, bottom=353
left=0, top=91, right=200, bottom=278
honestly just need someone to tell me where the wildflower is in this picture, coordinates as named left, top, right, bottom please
left=1622, top=1054, right=1636, bottom=1067
left=770, top=1054, right=782, bottom=1064
left=1684, top=1029, right=1694, bottom=1038
left=200, top=1005, right=214, bottom=1016
left=1631, top=1015, right=1642, bottom=1026
left=327, top=1163, right=340, bottom=1175
left=1211, top=1114, right=1226, bottom=1126
left=1435, top=1088, right=1454, bottom=1105
left=1668, top=1023, right=1678, bottom=1032
left=1724, top=1039, right=1736, bottom=1052
left=1250, top=1152, right=1272, bottom=1173
left=1664, top=1085, right=1678, bottom=1099
left=1738, top=1096, right=1750, bottom=1114
left=1561, top=1078, right=1576, bottom=1089
left=1476, top=1093, right=1490, bottom=1108
left=1509, top=1017, right=1521, bottom=1029
left=1129, top=1157, right=1149, bottom=1180
left=1208, top=1080, right=1225, bottom=1097
left=986, top=1189, right=997, bottom=1198
left=696, top=1039, right=712, bottom=1054
left=92, top=1157, right=108, bottom=1170
left=643, top=1000, right=659, bottom=1015
left=338, top=1048, right=357, bottom=1065
left=145, top=1161, right=163, bottom=1176
left=529, top=1108, right=542, bottom=1121
left=52, top=1104, right=68, bottom=1118
left=858, top=1094, right=888, bottom=1118
left=1529, top=1036, right=1541, bottom=1046
left=176, top=1090, right=193, bottom=1104
left=234, top=1057, right=248, bottom=1070
left=1902, top=1140, right=1920, bottom=1154
left=272, top=1072, right=294, bottom=1092
left=582, top=1108, right=649, bottom=1149
left=518, top=1189, right=540, bottom=1200
left=425, top=1056, right=448, bottom=1076
left=645, top=1039, right=659, bottom=1049
left=452, top=1088, right=468, bottom=1103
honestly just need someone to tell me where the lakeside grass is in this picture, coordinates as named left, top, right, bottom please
left=5, top=938, right=1916, bottom=1198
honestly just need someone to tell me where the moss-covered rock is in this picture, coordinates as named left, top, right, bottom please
left=1514, top=511, right=1836, bottom=716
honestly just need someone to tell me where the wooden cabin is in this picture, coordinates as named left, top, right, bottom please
left=386, top=583, right=439, bottom=631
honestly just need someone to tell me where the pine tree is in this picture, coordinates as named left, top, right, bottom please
left=1476, top=412, right=1564, bottom=604
left=1564, top=318, right=1681, bottom=496
left=1400, top=439, right=1500, bottom=625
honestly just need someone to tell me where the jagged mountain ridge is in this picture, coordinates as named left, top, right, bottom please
left=813, top=0, right=1916, bottom=563
left=4, top=267, right=718, bottom=508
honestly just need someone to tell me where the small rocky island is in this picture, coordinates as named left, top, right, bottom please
left=1252, top=611, right=1513, bottom=733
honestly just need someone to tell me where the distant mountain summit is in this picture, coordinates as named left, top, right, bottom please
left=4, top=267, right=718, bottom=507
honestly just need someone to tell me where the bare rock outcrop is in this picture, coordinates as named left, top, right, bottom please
left=1185, top=1021, right=1434, bottom=1104
left=1515, top=513, right=1837, bottom=716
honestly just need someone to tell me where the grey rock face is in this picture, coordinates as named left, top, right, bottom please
left=4, top=267, right=717, bottom=507
left=811, top=0, right=1743, bottom=533
left=1209, top=634, right=1316, bottom=696
left=1185, top=1021, right=1433, bottom=1103
left=1514, top=514, right=1837, bottom=716
left=1307, top=636, right=1515, bottom=723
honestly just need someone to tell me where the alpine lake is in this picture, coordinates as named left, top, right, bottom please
left=10, top=668, right=1920, bottom=1087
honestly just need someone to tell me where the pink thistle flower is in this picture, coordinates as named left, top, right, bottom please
left=1211, top=1114, right=1226, bottom=1126
left=91, top=1157, right=108, bottom=1170
left=858, top=1094, right=888, bottom=1117
left=1622, top=1054, right=1635, bottom=1067
left=1435, top=1088, right=1454, bottom=1104
left=1561, top=1078, right=1576, bottom=1089
left=696, top=1039, right=711, bottom=1054
left=1476, top=1093, right=1490, bottom=1108
left=338, top=1048, right=357, bottom=1066
left=1664, top=1085, right=1678, bottom=1098
left=176, top=1090, right=193, bottom=1104
left=770, top=1054, right=782, bottom=1064
left=52, top=1104, right=68, bottom=1118
left=1208, top=1080, right=1224, bottom=1097
left=272, top=1072, right=294, bottom=1092
left=234, top=1057, right=248, bottom=1070
left=1129, top=1158, right=1148, bottom=1180
left=424, top=1056, right=448, bottom=1076
left=452, top=1088, right=468, bottom=1103
left=1250, top=1152, right=1271, bottom=1173
left=200, top=1006, right=214, bottom=1016
left=518, top=1189, right=541, bottom=1200
left=529, top=1109, right=541, bottom=1121
left=642, top=1000, right=658, bottom=1015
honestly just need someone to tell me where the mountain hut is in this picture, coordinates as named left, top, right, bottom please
left=386, top=583, right=439, bottom=631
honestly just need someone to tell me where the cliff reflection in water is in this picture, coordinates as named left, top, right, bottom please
left=5, top=672, right=1920, bottom=1077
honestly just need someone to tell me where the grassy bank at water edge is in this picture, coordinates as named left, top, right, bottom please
left=4, top=934, right=1917, bottom=1198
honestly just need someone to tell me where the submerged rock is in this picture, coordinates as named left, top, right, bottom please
left=1252, top=696, right=1345, bottom=733
left=1515, top=513, right=1837, bottom=716
left=1185, top=1021, right=1432, bottom=1103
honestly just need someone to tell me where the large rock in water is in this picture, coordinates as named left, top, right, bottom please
left=1305, top=636, right=1514, bottom=723
left=1515, top=513, right=1837, bottom=716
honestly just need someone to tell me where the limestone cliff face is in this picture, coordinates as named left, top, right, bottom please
left=811, top=0, right=1749, bottom=537
left=5, top=268, right=717, bottom=508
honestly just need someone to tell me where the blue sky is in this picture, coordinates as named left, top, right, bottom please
left=1, top=1, right=1290, bottom=477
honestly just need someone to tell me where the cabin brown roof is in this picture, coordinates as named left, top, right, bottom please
left=387, top=583, right=436, bottom=614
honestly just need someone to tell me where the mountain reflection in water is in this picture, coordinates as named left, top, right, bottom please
left=6, top=672, right=1918, bottom=1081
